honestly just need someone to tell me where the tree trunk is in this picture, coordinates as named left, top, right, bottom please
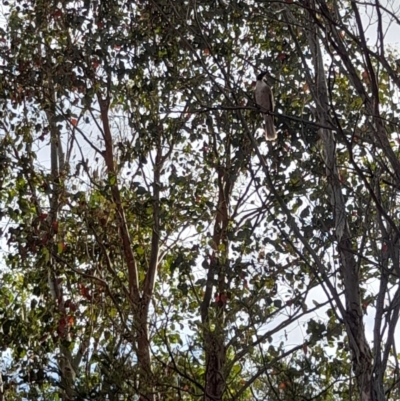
left=204, top=329, right=226, bottom=401
left=298, top=3, right=374, bottom=399
left=201, top=154, right=233, bottom=400
left=137, top=306, right=155, bottom=401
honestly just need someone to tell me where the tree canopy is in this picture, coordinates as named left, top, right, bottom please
left=1, top=0, right=400, bottom=400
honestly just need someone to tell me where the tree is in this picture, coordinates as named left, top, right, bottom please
left=1, top=0, right=400, bottom=400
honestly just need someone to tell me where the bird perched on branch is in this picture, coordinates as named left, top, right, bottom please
left=255, top=71, right=277, bottom=141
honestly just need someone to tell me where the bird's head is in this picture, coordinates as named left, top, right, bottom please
left=256, top=71, right=268, bottom=81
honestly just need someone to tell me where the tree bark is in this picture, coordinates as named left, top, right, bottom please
left=298, top=3, right=374, bottom=399
left=202, top=149, right=233, bottom=400
left=98, top=93, right=162, bottom=401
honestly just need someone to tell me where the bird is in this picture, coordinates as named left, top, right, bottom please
left=255, top=71, right=277, bottom=141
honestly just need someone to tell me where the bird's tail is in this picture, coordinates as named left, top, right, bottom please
left=264, top=115, right=277, bottom=141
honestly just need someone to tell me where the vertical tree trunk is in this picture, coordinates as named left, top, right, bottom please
left=98, top=95, right=162, bottom=401
left=137, top=306, right=155, bottom=401
left=296, top=3, right=374, bottom=399
left=202, top=156, right=233, bottom=400
left=204, top=328, right=226, bottom=401
left=46, top=83, right=79, bottom=400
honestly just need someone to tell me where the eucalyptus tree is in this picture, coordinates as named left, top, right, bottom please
left=1, top=0, right=400, bottom=401
left=0, top=1, right=314, bottom=400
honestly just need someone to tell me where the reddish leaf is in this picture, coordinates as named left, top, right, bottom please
left=78, top=283, right=91, bottom=300
left=57, top=317, right=67, bottom=336
left=302, top=343, right=308, bottom=354
left=220, top=293, right=228, bottom=304
left=52, top=9, right=62, bottom=18
left=52, top=221, right=59, bottom=233
left=277, top=52, right=288, bottom=62
left=57, top=242, right=66, bottom=254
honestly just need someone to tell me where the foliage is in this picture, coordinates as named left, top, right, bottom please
left=0, top=0, right=400, bottom=400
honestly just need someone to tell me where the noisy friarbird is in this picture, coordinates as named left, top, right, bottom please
left=255, top=72, right=277, bottom=141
